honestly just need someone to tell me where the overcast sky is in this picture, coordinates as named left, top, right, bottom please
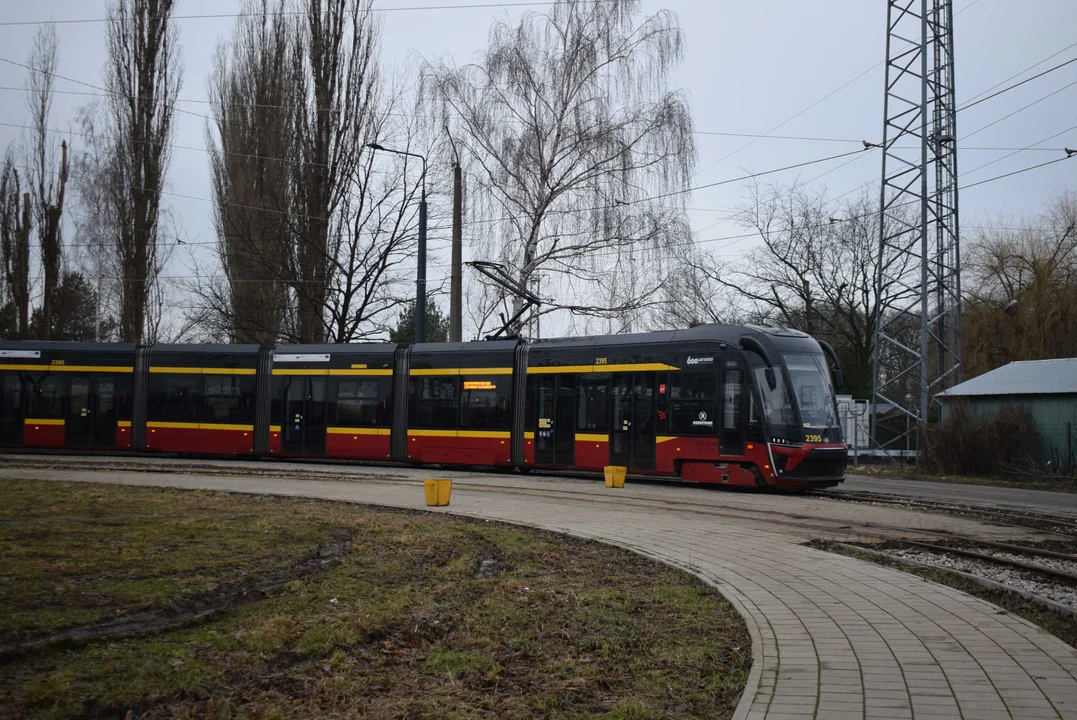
left=1, top=0, right=1075, bottom=337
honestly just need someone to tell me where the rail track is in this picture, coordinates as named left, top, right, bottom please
left=3, top=454, right=1074, bottom=541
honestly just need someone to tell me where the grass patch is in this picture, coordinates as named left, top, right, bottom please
left=808, top=539, right=1077, bottom=649
left=848, top=463, right=1077, bottom=494
left=0, top=479, right=750, bottom=719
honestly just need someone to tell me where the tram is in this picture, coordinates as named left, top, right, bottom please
left=0, top=323, right=847, bottom=489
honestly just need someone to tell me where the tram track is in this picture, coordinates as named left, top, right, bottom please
left=3, top=454, right=1072, bottom=545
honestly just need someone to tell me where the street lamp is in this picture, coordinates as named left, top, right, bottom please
left=366, top=142, right=428, bottom=343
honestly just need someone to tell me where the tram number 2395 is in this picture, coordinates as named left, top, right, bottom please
left=804, top=434, right=823, bottom=443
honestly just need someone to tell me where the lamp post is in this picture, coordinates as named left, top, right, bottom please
left=366, top=143, right=428, bottom=343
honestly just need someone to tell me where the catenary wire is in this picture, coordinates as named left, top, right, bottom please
left=959, top=39, right=1077, bottom=107
left=957, top=55, right=1077, bottom=112
left=0, top=1, right=620, bottom=27
left=69, top=153, right=1076, bottom=284
left=687, top=0, right=986, bottom=181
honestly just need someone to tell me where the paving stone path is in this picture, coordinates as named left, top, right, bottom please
left=7, top=462, right=1077, bottom=720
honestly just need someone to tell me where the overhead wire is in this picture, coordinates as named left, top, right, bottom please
left=957, top=55, right=1077, bottom=112
left=963, top=77, right=1077, bottom=141
left=70, top=151, right=1076, bottom=285
left=1, top=0, right=1070, bottom=283
left=959, top=39, right=1077, bottom=107
left=0, top=1, right=621, bottom=27
left=687, top=0, right=987, bottom=182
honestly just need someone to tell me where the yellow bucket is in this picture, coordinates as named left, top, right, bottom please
left=604, top=465, right=626, bottom=488
left=424, top=478, right=453, bottom=506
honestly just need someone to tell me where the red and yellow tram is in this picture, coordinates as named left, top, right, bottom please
left=0, top=324, right=847, bottom=489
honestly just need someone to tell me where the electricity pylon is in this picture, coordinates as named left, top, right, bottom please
left=871, top=0, right=963, bottom=452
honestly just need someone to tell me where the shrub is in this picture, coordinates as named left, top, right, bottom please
left=923, top=401, right=1038, bottom=477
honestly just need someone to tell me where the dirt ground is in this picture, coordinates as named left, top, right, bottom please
left=0, top=478, right=750, bottom=719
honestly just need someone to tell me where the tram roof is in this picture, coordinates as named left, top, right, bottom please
left=151, top=343, right=261, bottom=354
left=0, top=340, right=137, bottom=353
left=530, top=323, right=811, bottom=349
left=274, top=343, right=398, bottom=356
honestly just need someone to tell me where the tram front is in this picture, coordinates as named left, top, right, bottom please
left=744, top=327, right=848, bottom=488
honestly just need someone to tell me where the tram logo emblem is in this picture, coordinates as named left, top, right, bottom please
left=699, top=411, right=707, bottom=421
left=686, top=356, right=714, bottom=365
left=693, top=411, right=713, bottom=427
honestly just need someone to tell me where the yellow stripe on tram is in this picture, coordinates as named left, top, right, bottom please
left=408, top=367, right=513, bottom=376
left=24, top=418, right=64, bottom=426
left=149, top=367, right=256, bottom=375
left=527, top=362, right=679, bottom=374
left=326, top=427, right=391, bottom=436
left=146, top=421, right=254, bottom=432
left=406, top=429, right=511, bottom=439
left=0, top=364, right=134, bottom=373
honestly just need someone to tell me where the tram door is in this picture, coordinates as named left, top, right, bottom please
left=720, top=362, right=745, bottom=456
left=281, top=376, right=327, bottom=455
left=534, top=375, right=575, bottom=466
left=0, top=373, right=23, bottom=444
left=66, top=375, right=118, bottom=447
left=610, top=373, right=656, bottom=472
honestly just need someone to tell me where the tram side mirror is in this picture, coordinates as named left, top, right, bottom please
left=833, top=368, right=844, bottom=390
left=765, top=367, right=777, bottom=391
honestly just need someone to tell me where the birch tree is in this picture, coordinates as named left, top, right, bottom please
left=426, top=0, right=694, bottom=336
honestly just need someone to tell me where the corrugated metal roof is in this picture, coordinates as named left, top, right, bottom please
left=939, top=358, right=1077, bottom=397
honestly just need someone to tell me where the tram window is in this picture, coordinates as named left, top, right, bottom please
left=29, top=374, right=64, bottom=418
left=97, top=379, right=116, bottom=414
left=410, top=377, right=458, bottom=429
left=459, top=375, right=510, bottom=430
left=669, top=372, right=717, bottom=434
left=336, top=379, right=379, bottom=426
left=148, top=374, right=201, bottom=423
left=270, top=377, right=285, bottom=425
left=722, top=369, right=742, bottom=430
left=202, top=375, right=250, bottom=423
left=576, top=378, right=609, bottom=432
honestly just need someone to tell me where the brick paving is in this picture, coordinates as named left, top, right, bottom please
left=6, top=462, right=1077, bottom=719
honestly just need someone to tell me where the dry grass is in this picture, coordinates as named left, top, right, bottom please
left=0, top=479, right=750, bottom=719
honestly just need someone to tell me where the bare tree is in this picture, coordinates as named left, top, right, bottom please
left=426, top=0, right=694, bottom=337
left=208, top=0, right=295, bottom=343
left=105, top=0, right=182, bottom=344
left=716, top=182, right=914, bottom=398
left=324, top=91, right=428, bottom=342
left=1, top=151, right=33, bottom=338
left=69, top=101, right=123, bottom=341
left=202, top=0, right=419, bottom=344
left=652, top=241, right=740, bottom=330
left=25, top=25, right=69, bottom=340
left=290, top=0, right=380, bottom=343
left=963, top=191, right=1077, bottom=377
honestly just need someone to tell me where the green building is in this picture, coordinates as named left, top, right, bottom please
left=938, top=359, right=1077, bottom=469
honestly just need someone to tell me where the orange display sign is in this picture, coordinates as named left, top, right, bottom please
left=463, top=380, right=497, bottom=391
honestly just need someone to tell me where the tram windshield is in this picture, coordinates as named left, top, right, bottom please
left=783, top=353, right=838, bottom=429
left=753, top=353, right=838, bottom=438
